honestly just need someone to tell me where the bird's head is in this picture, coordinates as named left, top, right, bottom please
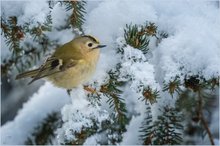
left=73, top=35, right=106, bottom=53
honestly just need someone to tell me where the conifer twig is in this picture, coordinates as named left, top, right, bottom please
left=198, top=90, right=215, bottom=145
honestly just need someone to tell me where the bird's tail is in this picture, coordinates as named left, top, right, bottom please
left=16, top=69, right=39, bottom=80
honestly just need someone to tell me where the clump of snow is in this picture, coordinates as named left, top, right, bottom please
left=47, top=2, right=75, bottom=44
left=1, top=1, right=25, bottom=17
left=46, top=28, right=74, bottom=45
left=0, top=82, right=70, bottom=145
left=18, top=1, right=50, bottom=26
left=116, top=37, right=160, bottom=95
left=51, top=2, right=70, bottom=29
left=56, top=86, right=109, bottom=144
left=121, top=115, right=144, bottom=145
left=151, top=0, right=220, bottom=82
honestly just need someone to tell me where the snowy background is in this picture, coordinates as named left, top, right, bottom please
left=1, top=0, right=219, bottom=145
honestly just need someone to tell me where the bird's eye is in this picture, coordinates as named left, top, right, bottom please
left=88, top=43, right=93, bottom=47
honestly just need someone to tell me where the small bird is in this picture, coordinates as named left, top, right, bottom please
left=16, top=35, right=106, bottom=95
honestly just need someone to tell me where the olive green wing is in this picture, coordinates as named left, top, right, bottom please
left=28, top=57, right=79, bottom=84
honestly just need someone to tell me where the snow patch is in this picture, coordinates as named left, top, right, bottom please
left=0, top=82, right=70, bottom=145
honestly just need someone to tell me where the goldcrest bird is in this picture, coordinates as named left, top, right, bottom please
left=16, top=35, right=106, bottom=94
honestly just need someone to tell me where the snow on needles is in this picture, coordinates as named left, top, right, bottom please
left=56, top=87, right=109, bottom=144
left=116, top=37, right=160, bottom=95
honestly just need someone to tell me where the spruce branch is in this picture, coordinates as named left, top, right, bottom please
left=141, top=86, right=160, bottom=104
left=184, top=75, right=202, bottom=92
left=138, top=22, right=157, bottom=37
left=24, top=13, right=52, bottom=40
left=63, top=119, right=99, bottom=145
left=1, top=13, right=56, bottom=76
left=60, top=0, right=86, bottom=33
left=98, top=71, right=129, bottom=144
left=207, top=77, right=219, bottom=90
left=198, top=88, right=215, bottom=145
left=177, top=75, right=218, bottom=144
left=156, top=30, right=169, bottom=46
left=83, top=70, right=130, bottom=144
left=163, top=76, right=182, bottom=97
left=1, top=16, right=24, bottom=54
left=100, top=72, right=128, bottom=125
left=140, top=106, right=183, bottom=145
left=124, top=24, right=150, bottom=54
left=139, top=105, right=154, bottom=145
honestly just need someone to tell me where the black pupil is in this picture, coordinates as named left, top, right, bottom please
left=88, top=43, right=93, bottom=47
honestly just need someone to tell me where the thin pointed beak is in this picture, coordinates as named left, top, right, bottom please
left=97, top=45, right=107, bottom=48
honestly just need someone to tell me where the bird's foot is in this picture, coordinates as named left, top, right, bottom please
left=67, top=89, right=72, bottom=96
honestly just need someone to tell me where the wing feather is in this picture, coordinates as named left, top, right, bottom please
left=28, top=57, right=78, bottom=84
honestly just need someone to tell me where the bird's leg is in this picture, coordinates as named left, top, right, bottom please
left=67, top=89, right=72, bottom=96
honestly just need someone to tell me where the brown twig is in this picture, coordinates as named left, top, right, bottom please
left=198, top=89, right=215, bottom=145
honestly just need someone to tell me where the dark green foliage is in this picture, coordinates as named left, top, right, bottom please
left=140, top=106, right=183, bottom=145
left=184, top=75, right=219, bottom=92
left=124, top=24, right=150, bottom=54
left=176, top=89, right=197, bottom=113
left=25, top=112, right=62, bottom=145
left=139, top=105, right=153, bottom=145
left=175, top=76, right=219, bottom=144
left=153, top=107, right=183, bottom=145
left=100, top=71, right=128, bottom=125
left=1, top=1, right=87, bottom=76
left=176, top=89, right=204, bottom=142
left=1, top=16, right=24, bottom=73
left=163, top=76, right=182, bottom=97
left=158, top=31, right=168, bottom=38
left=1, top=14, right=56, bottom=76
left=141, top=86, right=160, bottom=104
left=184, top=75, right=202, bottom=92
left=60, top=1, right=86, bottom=32
left=1, top=16, right=23, bottom=52
left=123, top=22, right=159, bottom=54
left=99, top=115, right=131, bottom=145
left=98, top=71, right=130, bottom=144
